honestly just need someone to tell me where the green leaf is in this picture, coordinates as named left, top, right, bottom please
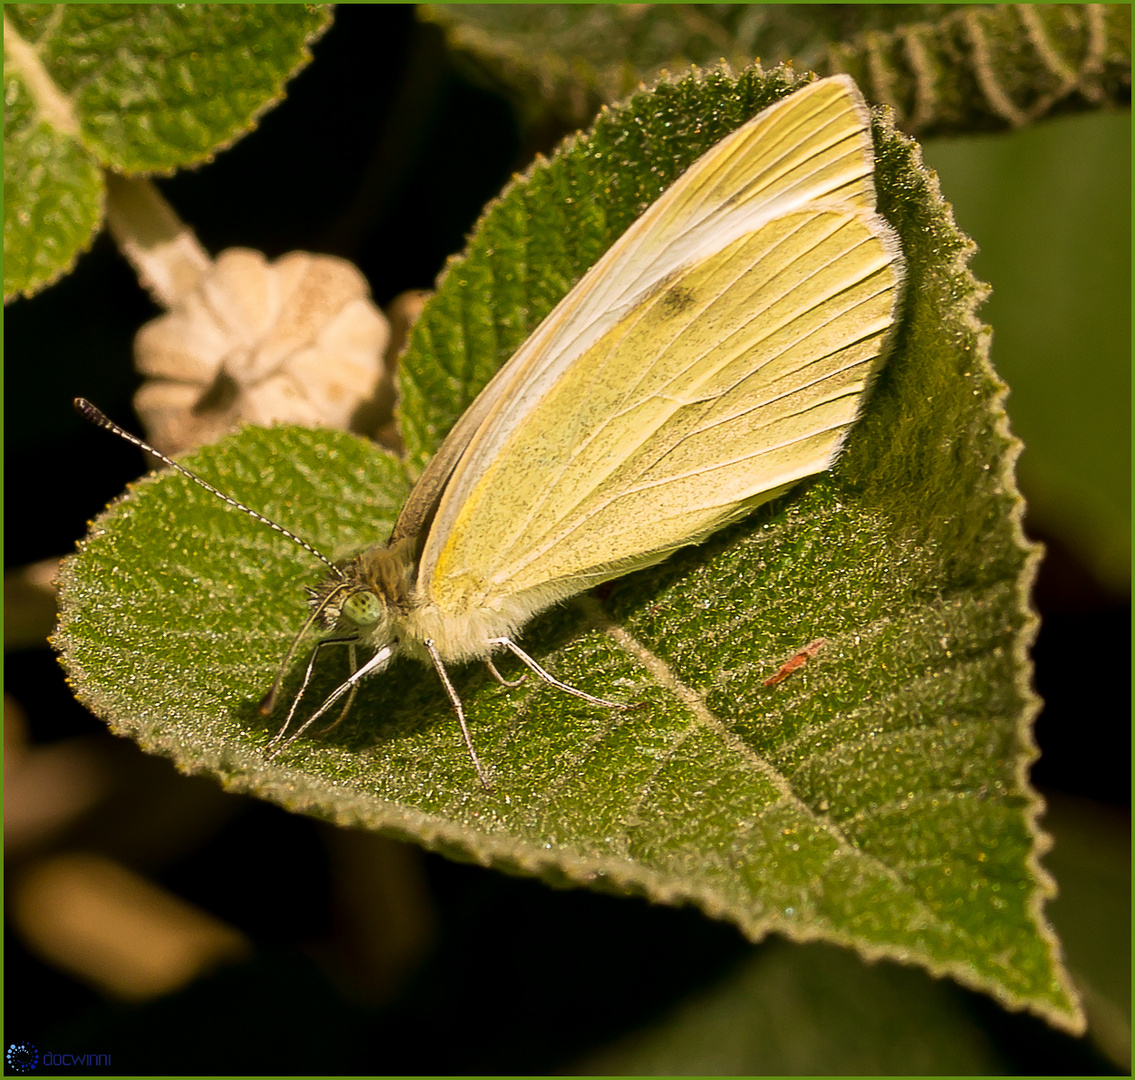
left=1043, top=795, right=1132, bottom=1069
left=924, top=111, right=1131, bottom=590
left=3, top=4, right=332, bottom=300
left=829, top=4, right=1132, bottom=136
left=54, top=66, right=1082, bottom=1032
left=423, top=4, right=1131, bottom=135
left=421, top=4, right=914, bottom=130
left=574, top=940, right=1007, bottom=1074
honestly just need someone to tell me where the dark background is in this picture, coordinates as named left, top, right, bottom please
left=5, top=6, right=1128, bottom=1074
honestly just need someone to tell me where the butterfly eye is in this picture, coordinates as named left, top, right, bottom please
left=342, top=590, right=384, bottom=627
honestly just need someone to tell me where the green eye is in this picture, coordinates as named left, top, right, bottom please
left=342, top=590, right=383, bottom=626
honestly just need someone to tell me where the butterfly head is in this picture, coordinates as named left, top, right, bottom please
left=308, top=535, right=418, bottom=645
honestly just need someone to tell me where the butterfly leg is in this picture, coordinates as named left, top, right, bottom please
left=489, top=637, right=625, bottom=709
left=266, top=643, right=395, bottom=760
left=266, top=635, right=357, bottom=750
left=425, top=641, right=491, bottom=790
left=485, top=657, right=525, bottom=688
left=313, top=641, right=360, bottom=736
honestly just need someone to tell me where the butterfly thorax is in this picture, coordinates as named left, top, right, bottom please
left=303, top=536, right=527, bottom=666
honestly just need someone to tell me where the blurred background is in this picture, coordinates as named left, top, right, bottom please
left=5, top=6, right=1129, bottom=1073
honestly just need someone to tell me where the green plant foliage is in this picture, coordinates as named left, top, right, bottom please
left=3, top=4, right=332, bottom=299
left=1042, top=795, right=1132, bottom=1069
left=54, top=66, right=1082, bottom=1031
left=925, top=112, right=1131, bottom=590
left=423, top=4, right=1131, bottom=136
left=574, top=939, right=1007, bottom=1074
left=421, top=4, right=916, bottom=129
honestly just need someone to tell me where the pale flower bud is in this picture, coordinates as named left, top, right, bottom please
left=133, top=248, right=391, bottom=456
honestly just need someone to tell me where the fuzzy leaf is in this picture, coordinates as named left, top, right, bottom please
left=420, top=4, right=891, bottom=128
left=574, top=940, right=1007, bottom=1074
left=423, top=4, right=1131, bottom=135
left=925, top=112, right=1131, bottom=590
left=55, top=66, right=1081, bottom=1032
left=3, top=3, right=332, bottom=300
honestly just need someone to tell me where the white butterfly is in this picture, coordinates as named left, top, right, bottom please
left=78, top=74, right=904, bottom=788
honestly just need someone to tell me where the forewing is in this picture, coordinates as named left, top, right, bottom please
left=395, top=75, right=878, bottom=550
left=426, top=205, right=903, bottom=611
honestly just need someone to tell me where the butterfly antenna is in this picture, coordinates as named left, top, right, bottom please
left=74, top=398, right=344, bottom=579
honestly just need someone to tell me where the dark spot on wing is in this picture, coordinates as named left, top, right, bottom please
left=659, top=283, right=697, bottom=318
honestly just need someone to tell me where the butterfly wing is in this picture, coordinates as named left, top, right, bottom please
left=390, top=75, right=883, bottom=549
left=412, top=76, right=904, bottom=619
left=426, top=205, right=902, bottom=611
